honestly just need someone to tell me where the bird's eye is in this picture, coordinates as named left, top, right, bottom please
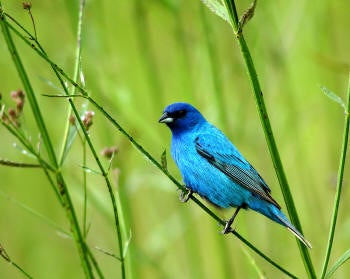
left=173, top=109, right=186, bottom=119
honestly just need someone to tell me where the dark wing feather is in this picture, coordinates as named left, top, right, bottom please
left=195, top=137, right=280, bottom=209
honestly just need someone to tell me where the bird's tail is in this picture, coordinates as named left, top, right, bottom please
left=273, top=208, right=312, bottom=249
left=251, top=201, right=312, bottom=248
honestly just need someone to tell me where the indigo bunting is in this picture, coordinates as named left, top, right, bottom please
left=159, top=102, right=311, bottom=248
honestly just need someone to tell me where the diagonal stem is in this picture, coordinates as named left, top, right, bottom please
left=65, top=93, right=297, bottom=278
left=3, top=7, right=299, bottom=277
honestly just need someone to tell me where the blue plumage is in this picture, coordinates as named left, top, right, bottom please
left=159, top=102, right=311, bottom=248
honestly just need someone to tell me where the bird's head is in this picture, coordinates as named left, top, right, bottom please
left=159, top=102, right=206, bottom=134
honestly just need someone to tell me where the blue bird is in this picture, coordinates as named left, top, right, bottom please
left=159, top=102, right=311, bottom=248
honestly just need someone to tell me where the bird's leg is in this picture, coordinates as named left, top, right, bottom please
left=179, top=186, right=193, bottom=203
left=221, top=206, right=242, bottom=234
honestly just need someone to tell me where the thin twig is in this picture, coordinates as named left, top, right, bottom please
left=0, top=3, right=94, bottom=277
left=0, top=158, right=41, bottom=168
left=0, top=244, right=34, bottom=279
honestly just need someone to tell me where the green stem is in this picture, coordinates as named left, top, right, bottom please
left=0, top=244, right=33, bottom=279
left=59, top=0, right=85, bottom=165
left=4, top=8, right=107, bottom=276
left=0, top=121, right=63, bottom=204
left=69, top=100, right=126, bottom=278
left=320, top=72, right=350, bottom=278
left=86, top=246, right=105, bottom=279
left=0, top=159, right=41, bottom=168
left=83, top=139, right=88, bottom=237
left=0, top=10, right=55, bottom=166
left=0, top=120, right=54, bottom=170
left=221, top=0, right=315, bottom=277
left=1, top=111, right=65, bottom=216
left=10, top=262, right=33, bottom=279
left=0, top=4, right=93, bottom=278
left=3, top=17, right=84, bottom=94
left=4, top=7, right=297, bottom=277
left=3, top=17, right=86, bottom=98
left=68, top=94, right=296, bottom=278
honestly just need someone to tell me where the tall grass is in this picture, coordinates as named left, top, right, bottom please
left=0, top=0, right=349, bottom=278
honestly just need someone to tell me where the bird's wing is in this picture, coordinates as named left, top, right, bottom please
left=195, top=133, right=281, bottom=209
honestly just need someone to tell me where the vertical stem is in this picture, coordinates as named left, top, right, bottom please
left=0, top=4, right=94, bottom=278
left=59, top=0, right=86, bottom=165
left=320, top=72, right=350, bottom=278
left=69, top=101, right=126, bottom=278
left=221, top=0, right=315, bottom=277
left=83, top=139, right=88, bottom=237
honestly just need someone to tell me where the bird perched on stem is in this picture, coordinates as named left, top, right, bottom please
left=159, top=102, right=311, bottom=248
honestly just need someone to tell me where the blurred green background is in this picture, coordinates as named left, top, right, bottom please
left=0, top=0, right=349, bottom=278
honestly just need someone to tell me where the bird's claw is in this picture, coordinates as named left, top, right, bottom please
left=179, top=188, right=193, bottom=203
left=220, top=206, right=242, bottom=234
left=221, top=221, right=235, bottom=234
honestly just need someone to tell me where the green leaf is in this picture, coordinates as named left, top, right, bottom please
left=201, top=0, right=231, bottom=25
left=325, top=249, right=350, bottom=278
left=321, top=85, right=347, bottom=112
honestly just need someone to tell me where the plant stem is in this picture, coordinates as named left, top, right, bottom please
left=69, top=101, right=126, bottom=278
left=320, top=72, right=350, bottom=278
left=0, top=244, right=33, bottom=279
left=221, top=0, right=315, bottom=277
left=0, top=159, right=40, bottom=168
left=0, top=4, right=94, bottom=277
left=59, top=0, right=86, bottom=165
left=3, top=8, right=109, bottom=276
left=69, top=94, right=297, bottom=278
left=3, top=7, right=298, bottom=277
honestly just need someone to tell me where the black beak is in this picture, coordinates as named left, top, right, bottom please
left=158, top=112, right=174, bottom=123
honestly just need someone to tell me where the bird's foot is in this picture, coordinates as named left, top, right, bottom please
left=221, top=221, right=235, bottom=234
left=179, top=187, right=193, bottom=203
left=220, top=206, right=242, bottom=234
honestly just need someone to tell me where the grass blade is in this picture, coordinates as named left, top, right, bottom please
left=320, top=72, right=350, bottom=278
left=0, top=3, right=94, bottom=277
left=325, top=249, right=350, bottom=279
